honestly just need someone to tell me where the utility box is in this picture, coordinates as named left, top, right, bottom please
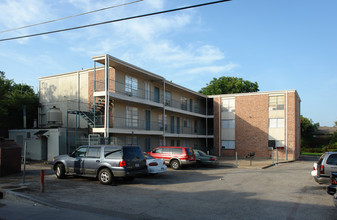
left=0, top=139, right=21, bottom=177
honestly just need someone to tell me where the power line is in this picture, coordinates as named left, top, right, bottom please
left=0, top=0, right=231, bottom=42
left=0, top=0, right=144, bottom=34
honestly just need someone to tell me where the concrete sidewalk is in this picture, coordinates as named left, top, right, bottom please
left=217, top=156, right=293, bottom=169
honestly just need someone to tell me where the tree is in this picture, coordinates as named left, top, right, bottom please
left=199, top=76, right=259, bottom=95
left=0, top=71, right=39, bottom=137
left=300, top=115, right=319, bottom=136
left=300, top=115, right=319, bottom=149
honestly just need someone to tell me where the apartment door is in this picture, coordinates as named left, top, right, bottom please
left=41, top=136, right=48, bottom=160
left=145, top=110, right=151, bottom=130
left=154, top=87, right=160, bottom=103
left=170, top=116, right=175, bottom=133
left=176, top=117, right=180, bottom=134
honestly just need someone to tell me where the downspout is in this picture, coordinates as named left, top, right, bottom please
left=104, top=55, right=110, bottom=143
left=206, top=97, right=208, bottom=150
left=218, top=96, right=221, bottom=157
left=163, top=79, right=166, bottom=146
left=286, top=91, right=288, bottom=161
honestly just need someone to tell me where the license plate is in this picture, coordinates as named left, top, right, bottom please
left=135, top=163, right=139, bottom=168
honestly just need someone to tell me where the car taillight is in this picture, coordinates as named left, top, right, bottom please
left=119, top=160, right=126, bottom=167
left=320, top=165, right=324, bottom=174
left=331, top=177, right=337, bottom=185
left=313, top=166, right=316, bottom=170
left=210, top=157, right=215, bottom=161
left=149, top=162, right=158, bottom=166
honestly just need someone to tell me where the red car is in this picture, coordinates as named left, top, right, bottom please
left=147, top=146, right=196, bottom=170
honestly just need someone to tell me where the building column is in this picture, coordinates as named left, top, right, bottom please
left=104, top=55, right=110, bottom=143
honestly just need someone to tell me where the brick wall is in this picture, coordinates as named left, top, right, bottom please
left=235, top=94, right=270, bottom=158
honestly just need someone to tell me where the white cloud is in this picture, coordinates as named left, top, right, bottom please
left=186, top=63, right=239, bottom=75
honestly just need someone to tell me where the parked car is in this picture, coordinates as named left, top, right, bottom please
left=327, top=172, right=337, bottom=207
left=193, top=149, right=218, bottom=167
left=52, top=145, right=148, bottom=185
left=147, top=146, right=196, bottom=170
left=313, top=152, right=337, bottom=184
left=144, top=153, right=167, bottom=174
left=311, top=162, right=317, bottom=177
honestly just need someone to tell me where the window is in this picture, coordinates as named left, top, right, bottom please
left=176, top=140, right=180, bottom=146
left=158, top=114, right=167, bottom=131
left=269, top=118, right=284, bottom=128
left=327, top=154, right=337, bottom=165
left=221, top=98, right=235, bottom=112
left=221, top=119, right=235, bottom=128
left=172, top=148, right=183, bottom=154
left=181, top=96, right=188, bottom=110
left=269, top=95, right=284, bottom=110
left=162, top=148, right=170, bottom=153
left=170, top=140, right=175, bottom=146
left=74, top=147, right=87, bottom=157
left=221, top=140, right=235, bottom=149
left=144, top=81, right=150, bottom=100
left=125, top=75, right=138, bottom=96
left=86, top=147, right=100, bottom=158
left=183, top=118, right=190, bottom=128
left=104, top=147, right=122, bottom=159
left=165, top=91, right=171, bottom=106
left=126, top=106, right=138, bottom=128
left=153, top=148, right=162, bottom=153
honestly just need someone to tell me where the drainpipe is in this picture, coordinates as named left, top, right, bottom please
left=104, top=55, right=110, bottom=143
left=286, top=91, right=288, bottom=161
left=206, top=97, right=208, bottom=150
left=218, top=96, right=221, bottom=157
left=163, top=79, right=166, bottom=146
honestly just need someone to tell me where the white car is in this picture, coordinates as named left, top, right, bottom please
left=311, top=162, right=317, bottom=177
left=144, top=153, right=167, bottom=174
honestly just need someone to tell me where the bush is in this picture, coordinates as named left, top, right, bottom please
left=301, top=147, right=323, bottom=153
left=322, top=144, right=337, bottom=152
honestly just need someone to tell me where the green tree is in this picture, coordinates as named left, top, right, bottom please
left=0, top=71, right=39, bottom=137
left=300, top=115, right=319, bottom=149
left=199, top=76, right=259, bottom=95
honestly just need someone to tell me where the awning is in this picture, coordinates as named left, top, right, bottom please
left=34, top=130, right=49, bottom=136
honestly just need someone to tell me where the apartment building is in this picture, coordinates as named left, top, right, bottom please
left=10, top=54, right=300, bottom=161
left=211, top=90, right=301, bottom=159
left=38, top=54, right=213, bottom=154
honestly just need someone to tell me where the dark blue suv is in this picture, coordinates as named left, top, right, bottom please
left=52, top=145, right=147, bottom=185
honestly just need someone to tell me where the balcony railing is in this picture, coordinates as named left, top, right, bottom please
left=94, top=79, right=208, bottom=115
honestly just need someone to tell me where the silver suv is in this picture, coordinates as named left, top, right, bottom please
left=314, top=152, right=337, bottom=184
left=52, top=145, right=147, bottom=185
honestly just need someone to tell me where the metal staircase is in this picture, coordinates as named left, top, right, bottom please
left=68, top=98, right=112, bottom=128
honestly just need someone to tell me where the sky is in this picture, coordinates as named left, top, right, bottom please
left=0, top=0, right=336, bottom=126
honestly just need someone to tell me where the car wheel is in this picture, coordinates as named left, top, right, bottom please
left=170, top=160, right=180, bottom=170
left=334, top=193, right=337, bottom=208
left=55, top=164, right=65, bottom=179
left=98, top=168, right=113, bottom=185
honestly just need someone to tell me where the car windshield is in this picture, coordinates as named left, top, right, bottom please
left=144, top=154, right=154, bottom=159
left=197, top=150, right=207, bottom=156
left=123, top=147, right=145, bottom=160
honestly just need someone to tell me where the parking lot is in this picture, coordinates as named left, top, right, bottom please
left=1, top=160, right=336, bottom=219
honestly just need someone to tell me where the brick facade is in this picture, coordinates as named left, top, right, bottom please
left=213, top=90, right=301, bottom=159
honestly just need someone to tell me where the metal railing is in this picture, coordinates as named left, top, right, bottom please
left=94, top=79, right=208, bottom=115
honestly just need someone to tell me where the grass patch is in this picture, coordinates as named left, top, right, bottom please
left=301, top=152, right=322, bottom=156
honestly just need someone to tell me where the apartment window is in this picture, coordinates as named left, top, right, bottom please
left=165, top=91, right=172, bottom=106
left=221, top=119, right=235, bottom=129
left=269, top=118, right=284, bottom=128
left=183, top=140, right=190, bottom=147
left=144, top=81, right=150, bottom=100
left=176, top=140, right=180, bottom=146
left=158, top=114, right=167, bottom=131
left=125, top=75, right=138, bottom=96
left=126, top=106, right=138, bottom=128
left=269, top=95, right=284, bottom=110
left=221, top=140, right=235, bottom=149
left=268, top=140, right=284, bottom=149
left=181, top=96, right=188, bottom=110
left=221, top=98, right=235, bottom=112
left=183, top=118, right=190, bottom=128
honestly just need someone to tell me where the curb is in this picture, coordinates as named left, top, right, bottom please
left=1, top=189, right=57, bottom=208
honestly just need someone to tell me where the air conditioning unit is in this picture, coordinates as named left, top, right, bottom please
left=165, top=100, right=170, bottom=106
left=125, top=91, right=132, bottom=97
